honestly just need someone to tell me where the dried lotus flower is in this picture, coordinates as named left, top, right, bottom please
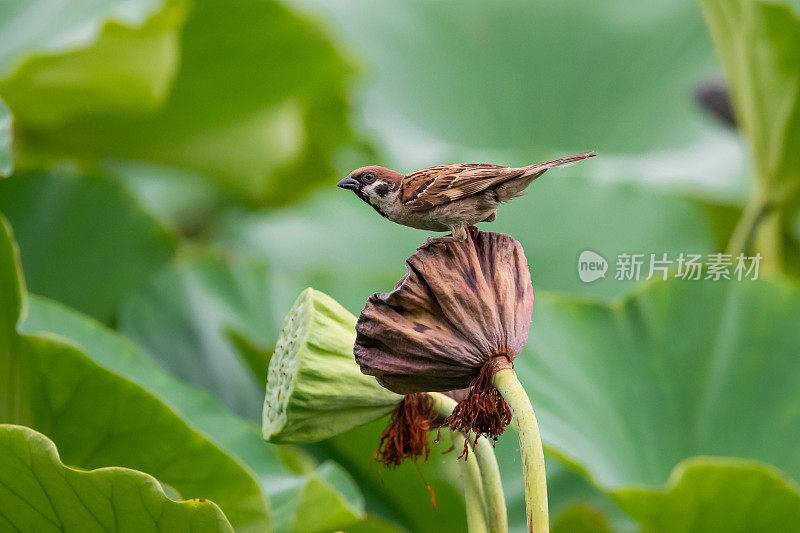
left=354, top=227, right=533, bottom=443
left=354, top=227, right=546, bottom=532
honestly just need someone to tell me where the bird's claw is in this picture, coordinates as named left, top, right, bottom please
left=417, top=235, right=454, bottom=250
left=417, top=226, right=475, bottom=250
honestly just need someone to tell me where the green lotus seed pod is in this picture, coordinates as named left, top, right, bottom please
left=263, top=288, right=402, bottom=443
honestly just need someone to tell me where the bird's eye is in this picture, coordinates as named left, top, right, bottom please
left=363, top=172, right=376, bottom=183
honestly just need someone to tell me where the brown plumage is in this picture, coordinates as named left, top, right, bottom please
left=338, top=152, right=595, bottom=242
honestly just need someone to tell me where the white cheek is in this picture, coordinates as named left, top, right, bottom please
left=363, top=182, right=390, bottom=205
left=362, top=183, right=378, bottom=198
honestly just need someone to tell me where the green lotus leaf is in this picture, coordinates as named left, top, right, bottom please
left=0, top=213, right=268, bottom=531
left=0, top=0, right=184, bottom=181
left=507, top=277, right=800, bottom=530
left=269, top=461, right=366, bottom=533
left=0, top=0, right=166, bottom=72
left=263, top=288, right=401, bottom=444
left=288, top=0, right=719, bottom=154
left=551, top=505, right=613, bottom=533
left=615, top=458, right=800, bottom=533
left=0, top=425, right=232, bottom=532
left=0, top=0, right=186, bottom=128
left=545, top=459, right=800, bottom=532
left=1, top=0, right=358, bottom=207
left=523, top=278, right=800, bottom=488
left=103, top=161, right=221, bottom=235
left=19, top=278, right=373, bottom=533
left=0, top=169, right=178, bottom=322
left=544, top=459, right=630, bottom=533
left=119, top=252, right=276, bottom=420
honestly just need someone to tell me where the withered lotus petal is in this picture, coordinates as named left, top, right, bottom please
left=355, top=228, right=533, bottom=394
left=429, top=388, right=471, bottom=428
left=444, top=388, right=470, bottom=404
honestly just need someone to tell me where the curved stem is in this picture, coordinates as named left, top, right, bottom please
left=492, top=369, right=548, bottom=533
left=473, top=432, right=508, bottom=533
left=452, top=430, right=489, bottom=533
left=429, top=392, right=507, bottom=532
left=726, top=195, right=772, bottom=256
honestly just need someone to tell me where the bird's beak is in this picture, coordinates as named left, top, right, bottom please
left=337, top=176, right=360, bottom=191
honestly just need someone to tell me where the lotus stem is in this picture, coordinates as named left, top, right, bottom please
left=726, top=195, right=771, bottom=256
left=429, top=392, right=508, bottom=533
left=452, top=430, right=489, bottom=533
left=492, top=369, right=548, bottom=533
left=473, top=432, right=508, bottom=533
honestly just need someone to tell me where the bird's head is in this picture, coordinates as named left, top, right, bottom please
left=337, top=166, right=404, bottom=210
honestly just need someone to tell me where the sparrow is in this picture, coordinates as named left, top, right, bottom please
left=337, top=152, right=596, bottom=242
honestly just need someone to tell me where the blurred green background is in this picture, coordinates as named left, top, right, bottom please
left=1, top=0, right=800, bottom=532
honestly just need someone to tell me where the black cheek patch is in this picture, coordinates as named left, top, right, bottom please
left=374, top=183, right=391, bottom=197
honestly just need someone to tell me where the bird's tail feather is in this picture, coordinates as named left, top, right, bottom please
left=522, top=151, right=596, bottom=176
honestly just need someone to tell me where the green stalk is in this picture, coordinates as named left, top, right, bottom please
left=492, top=369, right=548, bottom=533
left=726, top=195, right=770, bottom=256
left=452, top=430, right=489, bottom=533
left=726, top=194, right=782, bottom=276
left=473, top=434, right=508, bottom=532
left=429, top=392, right=508, bottom=533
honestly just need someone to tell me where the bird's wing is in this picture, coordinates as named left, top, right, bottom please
left=400, top=164, right=524, bottom=211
